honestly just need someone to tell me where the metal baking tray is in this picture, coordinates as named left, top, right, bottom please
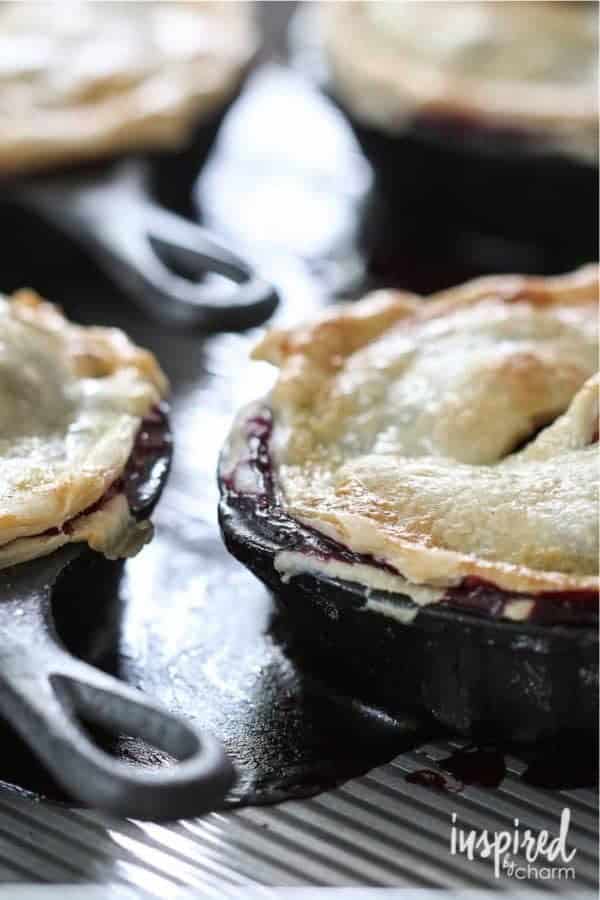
left=0, top=739, right=596, bottom=890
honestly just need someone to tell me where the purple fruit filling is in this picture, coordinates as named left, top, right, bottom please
left=221, top=408, right=598, bottom=626
left=22, top=405, right=171, bottom=545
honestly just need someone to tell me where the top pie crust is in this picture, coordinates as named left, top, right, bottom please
left=321, top=1, right=598, bottom=160
left=253, top=265, right=599, bottom=596
left=0, top=1, right=256, bottom=175
left=0, top=289, right=168, bottom=570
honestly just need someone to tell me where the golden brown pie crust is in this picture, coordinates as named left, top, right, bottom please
left=254, top=266, right=599, bottom=595
left=321, top=1, right=598, bottom=159
left=0, top=1, right=256, bottom=175
left=0, top=290, right=168, bottom=568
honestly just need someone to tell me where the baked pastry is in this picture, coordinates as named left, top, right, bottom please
left=222, top=264, right=599, bottom=618
left=321, top=1, right=598, bottom=160
left=0, top=1, right=256, bottom=175
left=315, top=1, right=599, bottom=275
left=0, top=289, right=168, bottom=570
left=219, top=265, right=599, bottom=740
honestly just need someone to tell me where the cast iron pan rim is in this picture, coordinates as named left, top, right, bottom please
left=218, top=493, right=598, bottom=647
left=327, top=89, right=598, bottom=169
left=219, top=491, right=598, bottom=742
left=125, top=404, right=173, bottom=520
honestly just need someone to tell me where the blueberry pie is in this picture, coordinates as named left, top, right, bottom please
left=219, top=265, right=599, bottom=739
left=0, top=1, right=256, bottom=174
left=316, top=2, right=599, bottom=273
left=322, top=1, right=598, bottom=160
left=0, top=289, right=168, bottom=569
left=224, top=265, right=598, bottom=608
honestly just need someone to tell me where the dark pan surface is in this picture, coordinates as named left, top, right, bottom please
left=343, top=107, right=599, bottom=286
left=218, top=433, right=598, bottom=745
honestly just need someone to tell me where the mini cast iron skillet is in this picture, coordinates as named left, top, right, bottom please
left=331, top=105, right=599, bottom=278
left=0, top=408, right=234, bottom=820
left=289, top=12, right=598, bottom=278
left=218, top=412, right=598, bottom=747
left=1, top=99, right=278, bottom=332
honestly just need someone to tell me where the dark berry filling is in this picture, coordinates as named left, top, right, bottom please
left=221, top=408, right=598, bottom=626
left=22, top=404, right=171, bottom=544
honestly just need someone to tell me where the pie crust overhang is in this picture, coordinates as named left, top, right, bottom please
left=243, top=265, right=599, bottom=601
left=321, top=1, right=598, bottom=160
left=0, top=289, right=168, bottom=570
left=0, top=1, right=256, bottom=175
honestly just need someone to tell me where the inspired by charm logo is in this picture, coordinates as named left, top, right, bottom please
left=450, top=809, right=577, bottom=880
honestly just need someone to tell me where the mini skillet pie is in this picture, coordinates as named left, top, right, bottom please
left=314, top=3, right=598, bottom=281
left=0, top=1, right=256, bottom=175
left=221, top=265, right=599, bottom=623
left=321, top=1, right=598, bottom=160
left=0, top=289, right=168, bottom=570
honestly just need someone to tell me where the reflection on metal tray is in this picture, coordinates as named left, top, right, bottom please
left=0, top=741, right=596, bottom=889
left=0, top=39, right=597, bottom=897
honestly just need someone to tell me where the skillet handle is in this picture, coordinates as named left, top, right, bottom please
left=21, top=161, right=279, bottom=330
left=0, top=652, right=235, bottom=820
